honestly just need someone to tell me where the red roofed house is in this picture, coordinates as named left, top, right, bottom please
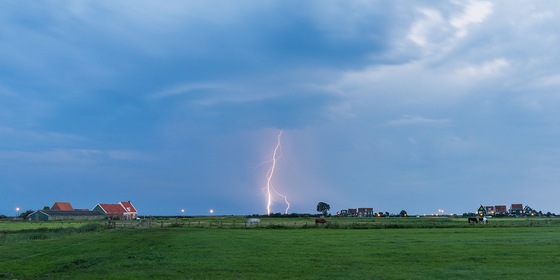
left=119, top=201, right=138, bottom=220
left=93, top=201, right=138, bottom=220
left=510, top=204, right=524, bottom=215
left=51, top=202, right=74, bottom=211
left=495, top=205, right=508, bottom=215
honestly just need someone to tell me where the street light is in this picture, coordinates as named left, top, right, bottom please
left=15, top=207, right=20, bottom=219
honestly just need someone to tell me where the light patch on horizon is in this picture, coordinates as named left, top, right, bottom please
left=149, top=83, right=229, bottom=100
left=458, top=58, right=509, bottom=79
left=0, top=125, right=88, bottom=143
left=334, top=61, right=470, bottom=106
left=530, top=74, right=560, bottom=88
left=384, top=115, right=452, bottom=127
left=0, top=149, right=148, bottom=164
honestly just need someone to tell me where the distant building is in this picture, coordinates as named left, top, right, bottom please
left=51, top=202, right=74, bottom=211
left=510, top=204, right=523, bottom=215
left=476, top=204, right=534, bottom=216
left=93, top=201, right=138, bottom=220
left=28, top=210, right=104, bottom=221
left=338, top=208, right=374, bottom=217
left=484, top=206, right=495, bottom=216
left=477, top=205, right=486, bottom=216
left=524, top=205, right=537, bottom=216
left=358, top=207, right=374, bottom=217
left=495, top=205, right=507, bottom=215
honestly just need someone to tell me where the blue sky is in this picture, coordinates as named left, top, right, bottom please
left=2, top=1, right=560, bottom=216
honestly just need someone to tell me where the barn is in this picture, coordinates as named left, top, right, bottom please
left=51, top=202, right=74, bottom=211
left=27, top=210, right=104, bottom=221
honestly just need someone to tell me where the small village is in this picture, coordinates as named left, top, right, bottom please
left=25, top=201, right=138, bottom=222
left=335, top=203, right=551, bottom=218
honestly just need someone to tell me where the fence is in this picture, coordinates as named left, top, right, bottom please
left=106, top=217, right=560, bottom=230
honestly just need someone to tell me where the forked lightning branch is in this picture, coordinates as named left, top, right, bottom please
left=265, top=130, right=290, bottom=216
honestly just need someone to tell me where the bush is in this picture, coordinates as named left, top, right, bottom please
left=77, top=223, right=103, bottom=232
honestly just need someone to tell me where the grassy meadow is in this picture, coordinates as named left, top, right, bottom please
left=1, top=217, right=560, bottom=279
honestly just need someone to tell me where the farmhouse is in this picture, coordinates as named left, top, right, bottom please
left=93, top=201, right=138, bottom=220
left=28, top=210, right=104, bottom=221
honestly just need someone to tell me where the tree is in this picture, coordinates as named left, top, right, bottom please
left=316, top=202, right=330, bottom=217
left=400, top=210, right=408, bottom=217
left=19, top=210, right=34, bottom=220
left=43, top=206, right=50, bottom=210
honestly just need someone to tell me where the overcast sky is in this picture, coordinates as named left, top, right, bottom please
left=2, top=1, right=560, bottom=216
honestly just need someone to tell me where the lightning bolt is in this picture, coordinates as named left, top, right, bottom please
left=265, top=130, right=290, bottom=215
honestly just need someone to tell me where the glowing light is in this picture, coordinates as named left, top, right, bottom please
left=209, top=209, right=214, bottom=214
left=265, top=130, right=290, bottom=216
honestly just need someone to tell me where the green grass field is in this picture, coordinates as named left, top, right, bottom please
left=1, top=217, right=560, bottom=279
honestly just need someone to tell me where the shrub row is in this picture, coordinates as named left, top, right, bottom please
left=0, top=223, right=104, bottom=245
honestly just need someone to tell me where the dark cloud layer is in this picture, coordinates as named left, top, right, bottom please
left=2, top=1, right=560, bottom=215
